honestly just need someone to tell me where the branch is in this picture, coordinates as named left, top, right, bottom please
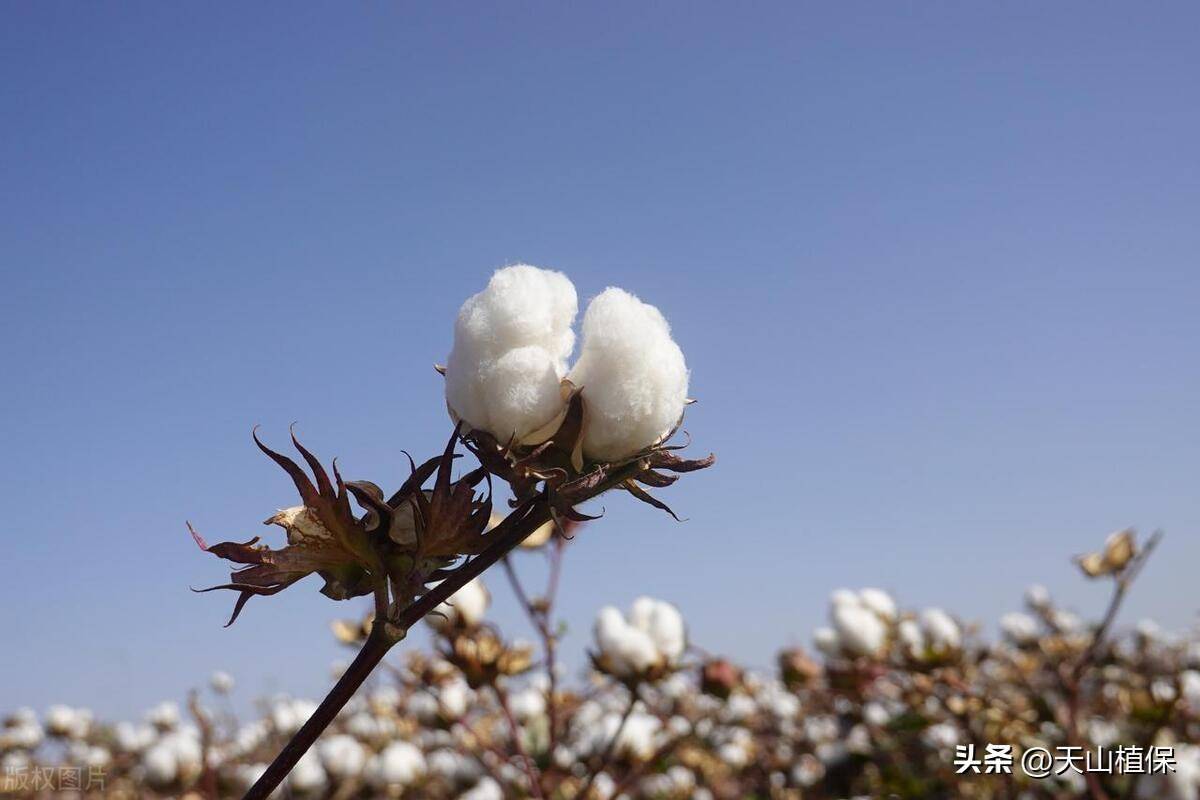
left=243, top=499, right=553, bottom=800
left=494, top=684, right=546, bottom=799
left=1059, top=531, right=1163, bottom=800
left=1072, top=530, right=1163, bottom=682
left=574, top=686, right=638, bottom=800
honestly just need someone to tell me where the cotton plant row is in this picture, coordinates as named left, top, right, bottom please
left=6, top=528, right=1200, bottom=800
left=178, top=265, right=713, bottom=797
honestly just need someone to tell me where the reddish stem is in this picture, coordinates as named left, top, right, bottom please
left=243, top=500, right=552, bottom=800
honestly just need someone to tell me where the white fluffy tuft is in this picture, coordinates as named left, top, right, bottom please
left=568, top=288, right=689, bottom=461
left=593, top=597, right=686, bottom=679
left=445, top=265, right=577, bottom=442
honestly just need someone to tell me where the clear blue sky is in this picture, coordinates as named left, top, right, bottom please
left=2, top=3, right=1197, bottom=718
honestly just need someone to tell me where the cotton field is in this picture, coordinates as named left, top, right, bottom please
left=4, top=527, right=1200, bottom=799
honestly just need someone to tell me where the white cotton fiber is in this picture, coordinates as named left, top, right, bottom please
left=629, top=596, right=687, bottom=663
left=594, top=606, right=659, bottom=677
left=568, top=288, right=689, bottom=461
left=445, top=265, right=577, bottom=442
left=478, top=346, right=565, bottom=444
left=593, top=597, right=687, bottom=678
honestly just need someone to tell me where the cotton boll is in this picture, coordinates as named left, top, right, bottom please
left=921, top=608, right=961, bottom=652
left=813, top=627, right=841, bottom=658
left=831, top=602, right=887, bottom=658
left=629, top=596, right=687, bottom=663
left=370, top=685, right=402, bottom=713
left=1181, top=671, right=1200, bottom=708
left=237, top=763, right=272, bottom=794
left=404, top=691, right=439, bottom=723
left=444, top=339, right=490, bottom=433
left=478, top=346, right=566, bottom=443
left=147, top=701, right=180, bottom=730
left=168, top=731, right=203, bottom=778
left=1025, top=584, right=1052, bottom=610
left=210, top=671, right=235, bottom=695
left=594, top=606, right=660, bottom=677
left=287, top=750, right=328, bottom=795
left=568, top=288, right=689, bottom=461
left=507, top=687, right=547, bottom=723
left=611, top=710, right=660, bottom=759
left=45, top=705, right=89, bottom=739
left=437, top=680, right=471, bottom=720
left=476, top=264, right=577, bottom=358
left=1000, top=612, right=1040, bottom=645
left=271, top=698, right=317, bottom=735
left=114, top=721, right=156, bottom=754
left=318, top=734, right=367, bottom=780
left=858, top=588, right=897, bottom=620
left=1053, top=610, right=1082, bottom=633
left=366, top=741, right=426, bottom=789
left=897, top=619, right=926, bottom=658
left=141, top=742, right=179, bottom=787
left=461, top=777, right=505, bottom=800
left=445, top=265, right=577, bottom=441
left=2, top=710, right=43, bottom=751
left=142, top=731, right=202, bottom=788
left=921, top=722, right=961, bottom=750
left=590, top=772, right=617, bottom=800
left=830, top=588, right=859, bottom=608
left=430, top=578, right=490, bottom=631
left=434, top=748, right=483, bottom=785
left=1167, top=745, right=1200, bottom=800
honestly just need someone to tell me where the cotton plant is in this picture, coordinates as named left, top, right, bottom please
left=9, top=528, right=1200, bottom=800
left=813, top=587, right=895, bottom=660
left=444, top=266, right=691, bottom=463
left=444, top=265, right=712, bottom=521
left=186, top=264, right=713, bottom=797
left=592, top=596, right=688, bottom=683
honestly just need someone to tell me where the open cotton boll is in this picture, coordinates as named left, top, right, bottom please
left=477, top=346, right=566, bottom=444
left=461, top=777, right=505, bottom=800
left=629, top=596, right=687, bottom=663
left=609, top=709, right=661, bottom=759
left=858, top=588, right=897, bottom=621
left=921, top=608, right=961, bottom=652
left=568, top=288, right=689, bottom=461
left=897, top=619, right=925, bottom=658
left=141, top=742, right=178, bottom=787
left=829, top=589, right=859, bottom=609
left=507, top=687, right=547, bottom=723
left=318, top=734, right=367, bottom=779
left=367, top=741, right=426, bottom=789
left=430, top=577, right=490, bottom=630
left=473, top=265, right=577, bottom=358
left=594, top=606, right=660, bottom=677
left=1000, top=612, right=1039, bottom=645
left=146, top=701, right=180, bottom=730
left=812, top=627, right=841, bottom=658
left=210, top=670, right=235, bottom=695
left=437, top=680, right=471, bottom=720
left=445, top=265, right=577, bottom=442
left=831, top=602, right=887, bottom=658
left=287, top=750, right=328, bottom=794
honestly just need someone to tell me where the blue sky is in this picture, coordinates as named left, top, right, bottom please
left=2, top=3, right=1197, bottom=718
